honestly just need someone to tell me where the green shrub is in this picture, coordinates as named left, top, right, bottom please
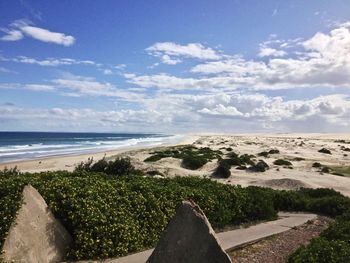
left=307, top=196, right=350, bottom=217
left=292, top=157, right=305, bottom=161
left=321, top=219, right=350, bottom=243
left=288, top=238, right=350, bottom=263
left=181, top=155, right=207, bottom=170
left=240, top=154, right=255, bottom=166
left=257, top=151, right=269, bottom=157
left=2, top=167, right=350, bottom=261
left=0, top=166, right=20, bottom=177
left=243, top=186, right=277, bottom=221
left=273, top=159, right=292, bottom=166
left=318, top=148, right=332, bottom=154
left=144, top=146, right=222, bottom=170
left=144, top=154, right=164, bottom=162
left=213, top=161, right=231, bottom=178
left=0, top=173, right=281, bottom=260
left=75, top=157, right=136, bottom=176
left=268, top=149, right=280, bottom=154
left=321, top=166, right=331, bottom=173
left=299, top=188, right=343, bottom=199
left=249, top=160, right=269, bottom=172
left=273, top=190, right=308, bottom=211
left=312, top=162, right=322, bottom=168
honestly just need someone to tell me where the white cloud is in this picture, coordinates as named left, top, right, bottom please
left=123, top=23, right=350, bottom=92
left=24, top=84, right=55, bottom=91
left=103, top=69, right=113, bottom=75
left=258, top=47, right=287, bottom=57
left=52, top=75, right=143, bottom=100
left=0, top=105, right=170, bottom=132
left=20, top=26, right=75, bottom=46
left=0, top=67, right=17, bottom=74
left=1, top=55, right=97, bottom=67
left=185, top=23, right=350, bottom=90
left=146, top=42, right=221, bottom=64
left=198, top=104, right=243, bottom=116
left=0, top=29, right=23, bottom=41
left=0, top=19, right=75, bottom=46
left=160, top=54, right=182, bottom=65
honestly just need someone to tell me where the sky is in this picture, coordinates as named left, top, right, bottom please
left=1, top=0, right=350, bottom=133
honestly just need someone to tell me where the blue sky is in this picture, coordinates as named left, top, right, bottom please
left=1, top=0, right=350, bottom=132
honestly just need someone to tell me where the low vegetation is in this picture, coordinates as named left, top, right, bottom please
left=340, top=145, right=350, bottom=152
left=312, top=162, right=322, bottom=168
left=329, top=166, right=350, bottom=177
left=257, top=149, right=280, bottom=157
left=0, top=166, right=20, bottom=177
left=335, top=139, right=350, bottom=144
left=312, top=162, right=350, bottom=177
left=1, top=171, right=279, bottom=260
left=1, top=157, right=350, bottom=262
left=213, top=160, right=231, bottom=178
left=75, top=157, right=139, bottom=176
left=289, top=213, right=350, bottom=262
left=292, top=157, right=305, bottom=161
left=273, top=159, right=293, bottom=166
left=144, top=145, right=222, bottom=170
left=213, top=151, right=269, bottom=174
left=248, top=160, right=269, bottom=172
left=318, top=148, right=332, bottom=154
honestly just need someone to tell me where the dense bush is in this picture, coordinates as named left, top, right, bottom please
left=312, top=162, right=322, bottom=168
left=213, top=160, right=231, bottom=178
left=0, top=173, right=279, bottom=260
left=318, top=148, right=332, bottom=154
left=249, top=160, right=269, bottom=172
left=181, top=155, right=207, bottom=170
left=273, top=159, right=292, bottom=166
left=287, top=188, right=350, bottom=262
left=257, top=149, right=279, bottom=158
left=0, top=166, right=20, bottom=177
left=321, top=217, right=350, bottom=243
left=226, top=152, right=255, bottom=166
left=2, top=166, right=350, bottom=261
left=257, top=151, right=269, bottom=157
left=288, top=238, right=350, bottom=263
left=243, top=186, right=277, bottom=221
left=75, top=157, right=137, bottom=176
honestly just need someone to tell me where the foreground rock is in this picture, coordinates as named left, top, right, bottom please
left=2, top=185, right=72, bottom=263
left=147, top=200, right=232, bottom=263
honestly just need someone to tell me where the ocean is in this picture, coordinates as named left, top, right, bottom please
left=0, top=132, right=180, bottom=164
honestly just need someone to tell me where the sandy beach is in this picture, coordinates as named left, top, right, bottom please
left=0, top=135, right=198, bottom=173
left=1, top=133, right=350, bottom=197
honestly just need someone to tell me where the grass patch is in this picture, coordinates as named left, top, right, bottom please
left=329, top=166, right=350, bottom=177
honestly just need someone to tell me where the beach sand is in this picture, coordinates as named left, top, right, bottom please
left=0, top=135, right=198, bottom=173
left=1, top=133, right=350, bottom=197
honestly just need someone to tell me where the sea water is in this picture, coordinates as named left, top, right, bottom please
left=0, top=132, right=180, bottom=164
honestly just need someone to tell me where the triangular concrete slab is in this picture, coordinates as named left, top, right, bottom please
left=146, top=200, right=232, bottom=263
left=2, top=185, right=72, bottom=263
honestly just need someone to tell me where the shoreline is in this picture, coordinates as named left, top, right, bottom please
left=0, top=134, right=199, bottom=173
